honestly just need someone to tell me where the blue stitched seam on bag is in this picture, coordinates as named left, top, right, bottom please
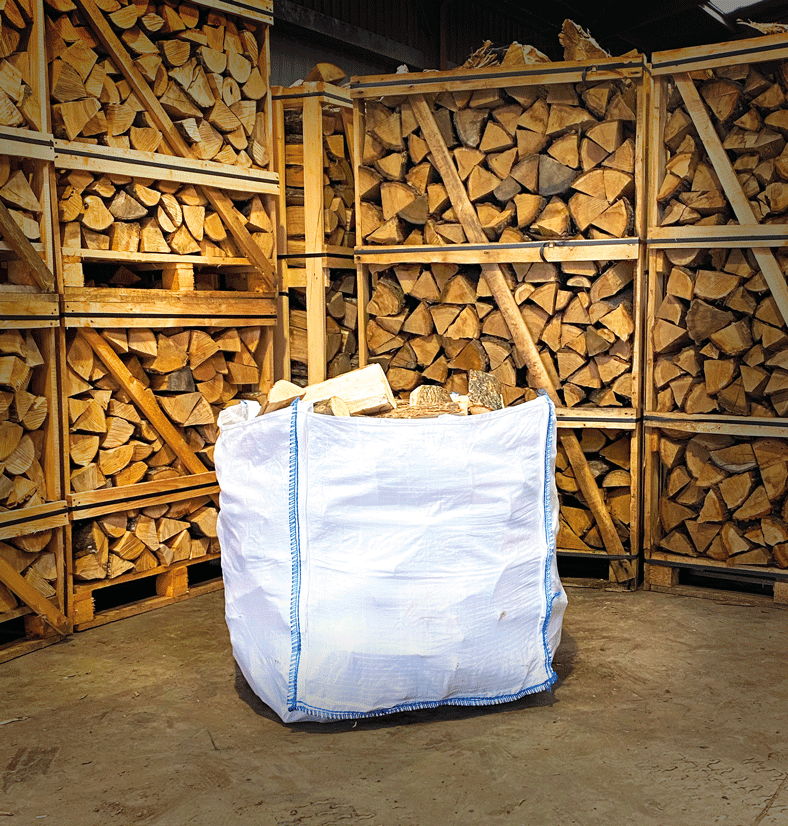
left=539, top=393, right=559, bottom=688
left=286, top=398, right=303, bottom=712
left=289, top=396, right=559, bottom=721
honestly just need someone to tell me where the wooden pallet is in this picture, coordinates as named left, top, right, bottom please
left=271, top=82, right=357, bottom=384
left=72, top=553, right=223, bottom=631
left=646, top=551, right=788, bottom=607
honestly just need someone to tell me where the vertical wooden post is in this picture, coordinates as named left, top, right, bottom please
left=302, top=96, right=327, bottom=383
left=271, top=94, right=291, bottom=381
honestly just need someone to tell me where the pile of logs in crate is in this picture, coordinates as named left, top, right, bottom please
left=3, top=10, right=788, bottom=663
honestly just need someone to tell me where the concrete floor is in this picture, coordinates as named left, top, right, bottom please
left=1, top=586, right=786, bottom=826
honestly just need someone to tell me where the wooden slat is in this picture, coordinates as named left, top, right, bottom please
left=189, top=0, right=272, bottom=24
left=649, top=225, right=788, bottom=248
left=0, top=127, right=54, bottom=161
left=69, top=473, right=219, bottom=520
left=54, top=141, right=278, bottom=195
left=0, top=293, right=59, bottom=326
left=62, top=289, right=276, bottom=326
left=74, top=0, right=276, bottom=293
left=652, top=32, right=788, bottom=76
left=0, top=200, right=54, bottom=291
left=350, top=56, right=645, bottom=98
left=64, top=249, right=254, bottom=267
left=0, top=502, right=69, bottom=540
left=675, top=74, right=788, bottom=329
left=74, top=553, right=221, bottom=595
left=0, top=557, right=70, bottom=636
left=644, top=413, right=788, bottom=438
left=355, top=240, right=639, bottom=265
left=410, top=93, right=635, bottom=583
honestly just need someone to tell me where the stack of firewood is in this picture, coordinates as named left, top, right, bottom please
left=57, top=167, right=273, bottom=261
left=657, top=63, right=788, bottom=228
left=46, top=0, right=268, bottom=168
left=365, top=259, right=635, bottom=406
left=358, top=73, right=636, bottom=245
left=282, top=97, right=355, bottom=250
left=0, top=529, right=58, bottom=607
left=72, top=498, right=218, bottom=581
left=64, top=325, right=264, bottom=494
left=0, top=160, right=42, bottom=243
left=556, top=427, right=631, bottom=551
left=652, top=248, right=788, bottom=416
left=657, top=431, right=788, bottom=568
left=289, top=272, right=358, bottom=384
left=0, top=0, right=38, bottom=129
left=0, top=330, right=50, bottom=512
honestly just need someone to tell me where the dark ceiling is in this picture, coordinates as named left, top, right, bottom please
left=508, top=0, right=788, bottom=59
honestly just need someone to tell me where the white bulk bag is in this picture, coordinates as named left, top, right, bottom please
left=215, top=394, right=567, bottom=723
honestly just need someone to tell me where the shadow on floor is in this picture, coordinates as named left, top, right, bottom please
left=233, top=631, right=577, bottom=733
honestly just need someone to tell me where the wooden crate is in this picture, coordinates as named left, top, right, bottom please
left=647, top=35, right=788, bottom=422
left=52, top=163, right=278, bottom=293
left=351, top=56, right=649, bottom=413
left=61, top=295, right=275, bottom=621
left=0, top=303, right=70, bottom=660
left=555, top=412, right=641, bottom=587
left=643, top=418, right=788, bottom=605
left=271, top=82, right=356, bottom=384
left=45, top=0, right=278, bottom=295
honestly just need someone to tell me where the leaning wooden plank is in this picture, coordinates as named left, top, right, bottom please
left=0, top=199, right=54, bottom=291
left=73, top=0, right=275, bottom=292
left=0, top=556, right=70, bottom=636
left=675, top=74, right=788, bottom=330
left=77, top=328, right=215, bottom=486
left=411, top=93, right=633, bottom=582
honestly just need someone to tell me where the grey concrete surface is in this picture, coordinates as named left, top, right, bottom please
left=1, top=586, right=786, bottom=826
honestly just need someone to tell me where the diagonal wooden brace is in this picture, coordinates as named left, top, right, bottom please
left=675, top=74, right=788, bottom=329
left=0, top=557, right=71, bottom=636
left=78, top=328, right=220, bottom=507
left=74, top=0, right=276, bottom=293
left=0, top=199, right=55, bottom=291
left=410, top=93, right=635, bottom=583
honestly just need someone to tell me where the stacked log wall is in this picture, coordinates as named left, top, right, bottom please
left=0, top=0, right=70, bottom=659
left=645, top=34, right=788, bottom=602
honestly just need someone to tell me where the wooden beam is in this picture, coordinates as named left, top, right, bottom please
left=0, top=200, right=54, bottom=291
left=675, top=74, right=788, bottom=330
left=77, top=328, right=219, bottom=506
left=74, top=0, right=276, bottom=293
left=410, top=93, right=635, bottom=582
left=0, top=556, right=71, bottom=636
left=303, top=95, right=327, bottom=383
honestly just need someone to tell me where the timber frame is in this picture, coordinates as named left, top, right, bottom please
left=645, top=33, right=788, bottom=597
left=347, top=56, right=653, bottom=586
